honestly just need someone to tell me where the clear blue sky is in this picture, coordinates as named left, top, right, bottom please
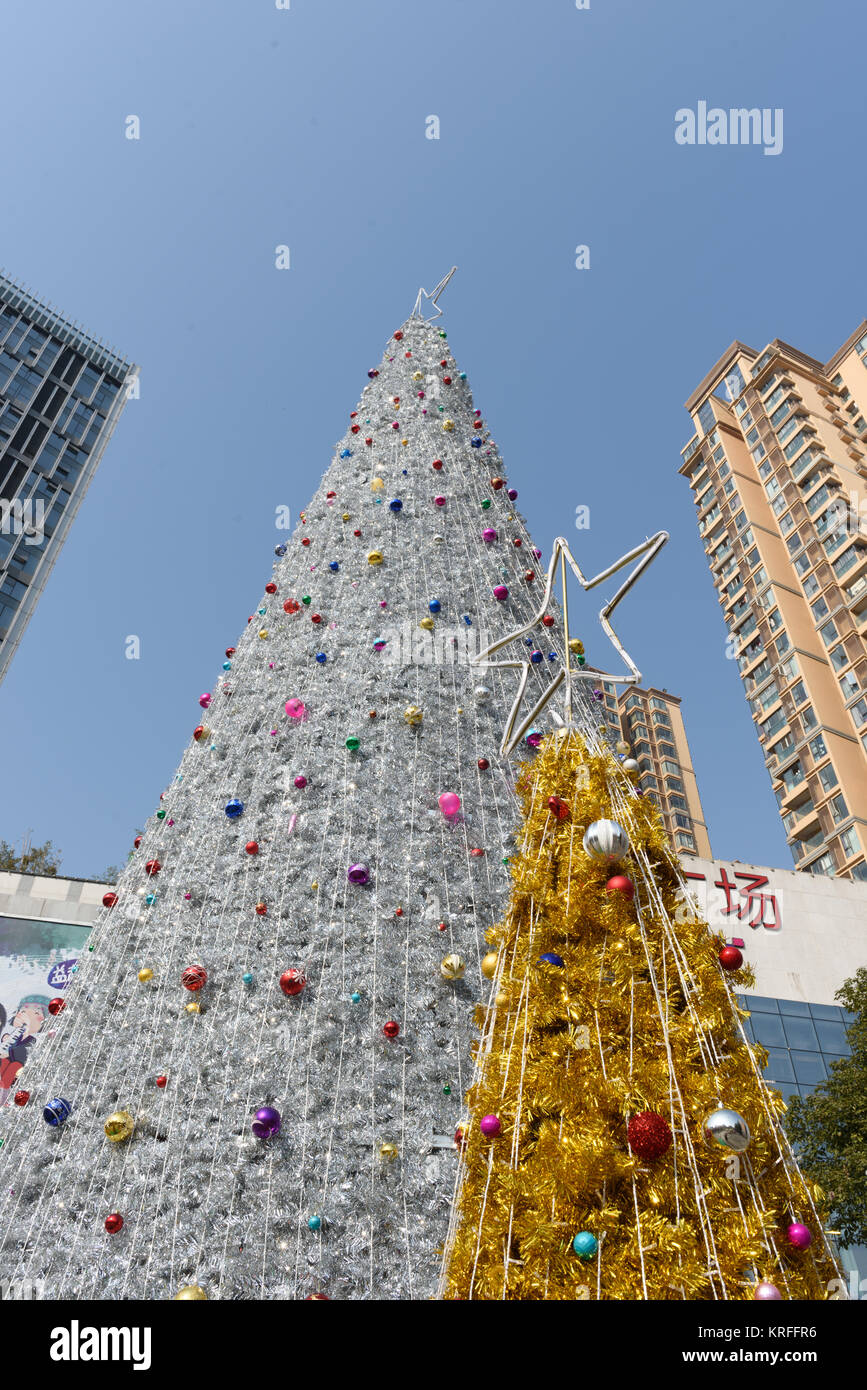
left=1, top=0, right=863, bottom=879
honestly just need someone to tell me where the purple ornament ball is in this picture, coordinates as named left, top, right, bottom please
left=787, top=1222, right=812, bottom=1250
left=252, top=1106, right=281, bottom=1139
left=754, top=1281, right=782, bottom=1300
left=480, top=1114, right=501, bottom=1138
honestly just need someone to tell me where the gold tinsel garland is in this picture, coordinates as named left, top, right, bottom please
left=441, top=732, right=840, bottom=1300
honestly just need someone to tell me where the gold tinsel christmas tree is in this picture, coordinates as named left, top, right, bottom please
left=440, top=731, right=842, bottom=1300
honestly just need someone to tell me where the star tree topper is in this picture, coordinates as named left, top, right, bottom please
left=473, top=532, right=669, bottom=755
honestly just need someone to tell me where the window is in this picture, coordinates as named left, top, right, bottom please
left=808, top=734, right=827, bottom=761
left=850, top=697, right=867, bottom=728
left=840, top=668, right=860, bottom=699
left=817, top=762, right=838, bottom=794
left=839, top=827, right=861, bottom=860
left=818, top=618, right=838, bottom=646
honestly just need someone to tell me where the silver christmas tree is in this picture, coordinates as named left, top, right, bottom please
left=0, top=291, right=600, bottom=1300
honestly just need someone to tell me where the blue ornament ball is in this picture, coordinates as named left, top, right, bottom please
left=225, top=799, right=244, bottom=820
left=43, top=1097, right=72, bottom=1127
left=572, top=1231, right=598, bottom=1260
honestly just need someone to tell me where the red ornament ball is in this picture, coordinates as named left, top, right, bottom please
left=627, top=1111, right=672, bottom=1161
left=144, top=860, right=161, bottom=876
left=606, top=874, right=635, bottom=901
left=265, top=582, right=277, bottom=595
left=547, top=795, right=570, bottom=820
left=181, top=965, right=208, bottom=992
left=13, top=1090, right=30, bottom=1107
left=102, top=891, right=118, bottom=909
left=383, top=1020, right=400, bottom=1039
left=48, top=998, right=66, bottom=1017
left=280, top=969, right=306, bottom=997
left=245, top=841, right=259, bottom=856
left=156, top=1075, right=167, bottom=1089
left=105, top=1213, right=124, bottom=1235
left=477, top=758, right=490, bottom=771
left=719, top=945, right=744, bottom=972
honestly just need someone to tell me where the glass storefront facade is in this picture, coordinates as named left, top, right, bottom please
left=740, top=992, right=865, bottom=1298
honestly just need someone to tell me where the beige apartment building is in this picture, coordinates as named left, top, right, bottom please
left=680, top=321, right=867, bottom=882
left=592, top=673, right=713, bottom=857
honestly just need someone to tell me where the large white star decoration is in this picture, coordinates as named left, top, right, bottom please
left=472, top=531, right=669, bottom=755
left=411, top=266, right=458, bottom=322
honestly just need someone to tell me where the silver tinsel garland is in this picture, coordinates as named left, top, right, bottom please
left=0, top=313, right=601, bottom=1300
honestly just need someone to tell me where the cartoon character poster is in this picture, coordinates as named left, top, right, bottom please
left=0, top=916, right=91, bottom=1107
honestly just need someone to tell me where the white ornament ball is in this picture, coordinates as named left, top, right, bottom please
left=583, top=819, right=630, bottom=863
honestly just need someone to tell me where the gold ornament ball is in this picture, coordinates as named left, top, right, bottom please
left=440, top=954, right=466, bottom=981
left=137, top=968, right=154, bottom=983
left=481, top=952, right=499, bottom=980
left=419, top=616, right=435, bottom=631
left=104, top=1110, right=135, bottom=1143
left=403, top=705, right=423, bottom=726
left=185, top=1001, right=202, bottom=1015
left=367, top=550, right=383, bottom=566
left=379, top=1142, right=399, bottom=1162
left=174, top=1284, right=208, bottom=1301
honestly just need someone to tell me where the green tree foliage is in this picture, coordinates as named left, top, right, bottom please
left=786, top=968, right=867, bottom=1249
left=0, top=838, right=61, bottom=876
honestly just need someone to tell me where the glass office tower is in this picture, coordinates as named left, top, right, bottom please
left=0, top=273, right=137, bottom=685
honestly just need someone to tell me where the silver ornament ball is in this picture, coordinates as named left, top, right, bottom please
left=703, top=1107, right=751, bottom=1153
left=582, top=819, right=630, bottom=863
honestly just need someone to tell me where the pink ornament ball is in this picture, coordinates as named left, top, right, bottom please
left=480, top=1114, right=501, bottom=1138
left=787, top=1222, right=812, bottom=1250
left=199, top=693, right=212, bottom=709
left=285, top=698, right=307, bottom=720
left=492, top=585, right=508, bottom=601
left=438, top=792, right=462, bottom=819
left=433, top=495, right=446, bottom=507
left=754, top=1282, right=782, bottom=1301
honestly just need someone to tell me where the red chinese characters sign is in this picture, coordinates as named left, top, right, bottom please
left=683, top=867, right=782, bottom=931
